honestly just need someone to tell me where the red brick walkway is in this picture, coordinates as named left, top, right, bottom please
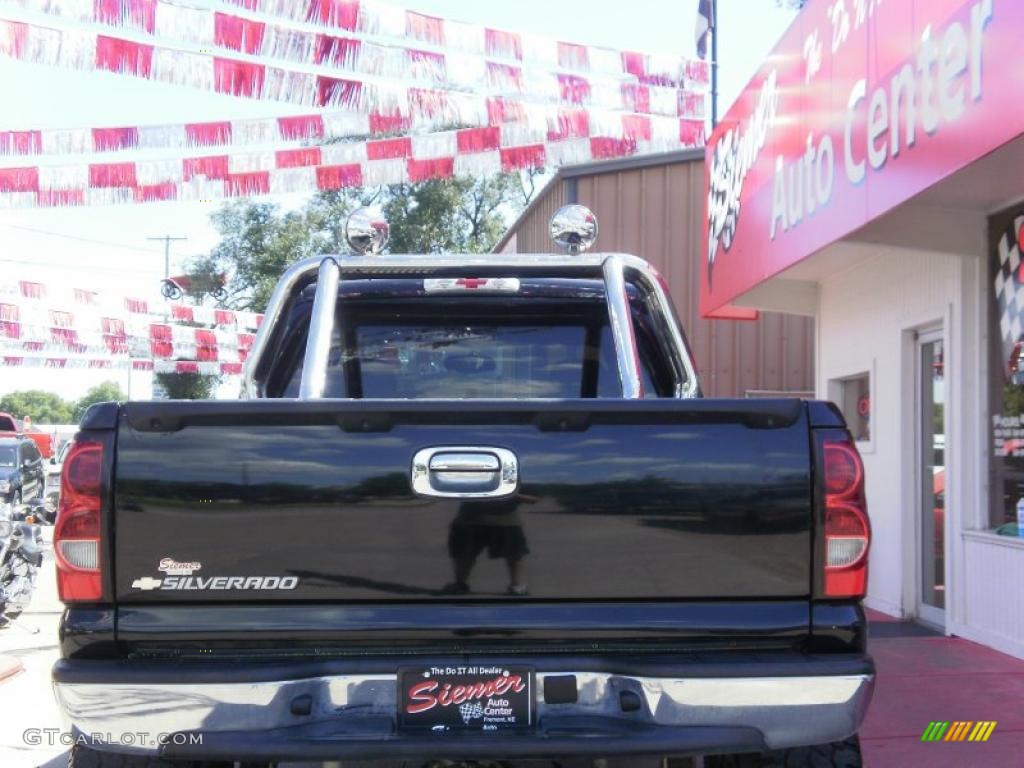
left=861, top=610, right=1024, bottom=767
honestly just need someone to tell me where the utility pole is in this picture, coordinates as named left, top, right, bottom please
left=147, top=235, right=187, bottom=278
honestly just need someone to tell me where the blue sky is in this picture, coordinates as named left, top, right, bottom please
left=0, top=0, right=796, bottom=297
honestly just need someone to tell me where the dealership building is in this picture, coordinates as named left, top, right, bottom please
left=703, top=0, right=1024, bottom=657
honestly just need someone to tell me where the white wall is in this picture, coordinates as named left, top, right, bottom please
left=812, top=225, right=1024, bottom=659
left=816, top=243, right=965, bottom=618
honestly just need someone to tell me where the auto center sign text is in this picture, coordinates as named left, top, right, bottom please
left=773, top=1, right=990, bottom=238
left=702, top=0, right=1018, bottom=317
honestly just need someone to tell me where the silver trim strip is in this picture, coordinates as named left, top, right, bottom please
left=53, top=671, right=873, bottom=754
left=297, top=257, right=340, bottom=399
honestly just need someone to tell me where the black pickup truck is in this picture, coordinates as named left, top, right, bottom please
left=52, top=208, right=873, bottom=768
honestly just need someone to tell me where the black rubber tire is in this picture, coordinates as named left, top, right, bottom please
left=67, top=744, right=245, bottom=768
left=705, top=735, right=863, bottom=768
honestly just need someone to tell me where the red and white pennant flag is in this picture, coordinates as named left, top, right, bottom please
left=0, top=119, right=705, bottom=207
left=0, top=17, right=704, bottom=119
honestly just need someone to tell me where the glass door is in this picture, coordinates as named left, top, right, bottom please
left=918, top=330, right=945, bottom=626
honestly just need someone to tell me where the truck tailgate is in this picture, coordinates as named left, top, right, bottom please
left=113, top=399, right=812, bottom=603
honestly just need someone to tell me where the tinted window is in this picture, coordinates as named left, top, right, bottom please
left=283, top=304, right=666, bottom=398
left=352, top=324, right=587, bottom=399
left=0, top=447, right=15, bottom=468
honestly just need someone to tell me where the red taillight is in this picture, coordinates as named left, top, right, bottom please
left=823, top=441, right=862, bottom=498
left=822, top=438, right=870, bottom=598
left=54, top=441, right=103, bottom=602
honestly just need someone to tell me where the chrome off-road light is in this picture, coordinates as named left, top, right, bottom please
left=344, top=207, right=390, bottom=255
left=550, top=204, right=598, bottom=253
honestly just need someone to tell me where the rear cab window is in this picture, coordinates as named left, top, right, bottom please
left=269, top=280, right=681, bottom=399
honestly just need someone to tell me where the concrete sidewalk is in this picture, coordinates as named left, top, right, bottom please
left=861, top=609, right=1024, bottom=767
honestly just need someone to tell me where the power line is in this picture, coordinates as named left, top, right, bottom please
left=0, top=256, right=157, bottom=275
left=0, top=223, right=169, bottom=255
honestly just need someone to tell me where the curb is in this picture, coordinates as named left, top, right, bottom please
left=0, top=654, right=25, bottom=683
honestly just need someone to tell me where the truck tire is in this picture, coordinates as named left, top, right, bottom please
left=67, top=744, right=248, bottom=768
left=705, top=735, right=862, bottom=768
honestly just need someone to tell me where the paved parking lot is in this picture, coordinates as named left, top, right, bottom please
left=2, top=545, right=1023, bottom=768
left=0, top=538, right=65, bottom=768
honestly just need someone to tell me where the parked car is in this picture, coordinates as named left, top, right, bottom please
left=0, top=437, right=45, bottom=508
left=53, top=208, right=873, bottom=768
left=44, top=439, right=70, bottom=511
left=0, top=412, right=54, bottom=459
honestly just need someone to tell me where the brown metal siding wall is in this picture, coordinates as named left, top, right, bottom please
left=509, top=160, right=814, bottom=398
left=512, top=180, right=566, bottom=254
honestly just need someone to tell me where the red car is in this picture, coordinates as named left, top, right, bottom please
left=0, top=412, right=54, bottom=459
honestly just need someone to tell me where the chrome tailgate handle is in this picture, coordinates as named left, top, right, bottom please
left=411, top=447, right=518, bottom=499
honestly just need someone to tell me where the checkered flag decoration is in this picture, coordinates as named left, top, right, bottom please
left=459, top=701, right=484, bottom=724
left=995, top=215, right=1024, bottom=380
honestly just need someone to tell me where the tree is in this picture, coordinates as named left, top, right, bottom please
left=188, top=175, right=537, bottom=312
left=188, top=191, right=361, bottom=312
left=0, top=390, right=75, bottom=424
left=154, top=371, right=221, bottom=400
left=74, top=381, right=127, bottom=421
left=383, top=175, right=523, bottom=254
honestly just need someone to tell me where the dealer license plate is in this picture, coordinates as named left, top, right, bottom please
left=397, top=665, right=534, bottom=732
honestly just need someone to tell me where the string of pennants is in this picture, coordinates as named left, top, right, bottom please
left=0, top=106, right=703, bottom=157
left=0, top=18, right=703, bottom=117
left=0, top=356, right=240, bottom=375
left=11, top=0, right=708, bottom=95
left=0, top=119, right=704, bottom=207
left=0, top=280, right=263, bottom=375
left=0, top=0, right=708, bottom=209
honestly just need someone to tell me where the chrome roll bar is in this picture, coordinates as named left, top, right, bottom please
left=601, top=255, right=643, bottom=399
left=297, top=257, right=341, bottom=399
left=242, top=253, right=699, bottom=400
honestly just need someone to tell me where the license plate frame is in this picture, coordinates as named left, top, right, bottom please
left=397, top=664, right=535, bottom=733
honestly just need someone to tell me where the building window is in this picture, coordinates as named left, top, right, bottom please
left=830, top=372, right=871, bottom=444
left=988, top=206, right=1024, bottom=536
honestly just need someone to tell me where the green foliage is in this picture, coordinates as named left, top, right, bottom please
left=0, top=390, right=75, bottom=424
left=384, top=175, right=523, bottom=254
left=73, top=381, right=127, bottom=421
left=188, top=175, right=537, bottom=312
left=154, top=372, right=220, bottom=400
left=188, top=191, right=364, bottom=312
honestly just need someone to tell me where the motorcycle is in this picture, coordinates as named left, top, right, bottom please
left=0, top=501, right=43, bottom=620
left=14, top=497, right=55, bottom=526
left=160, top=272, right=228, bottom=302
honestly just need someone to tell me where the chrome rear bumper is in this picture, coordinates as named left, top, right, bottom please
left=53, top=666, right=874, bottom=758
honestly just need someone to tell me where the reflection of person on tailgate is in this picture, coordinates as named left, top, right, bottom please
left=444, top=495, right=536, bottom=596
